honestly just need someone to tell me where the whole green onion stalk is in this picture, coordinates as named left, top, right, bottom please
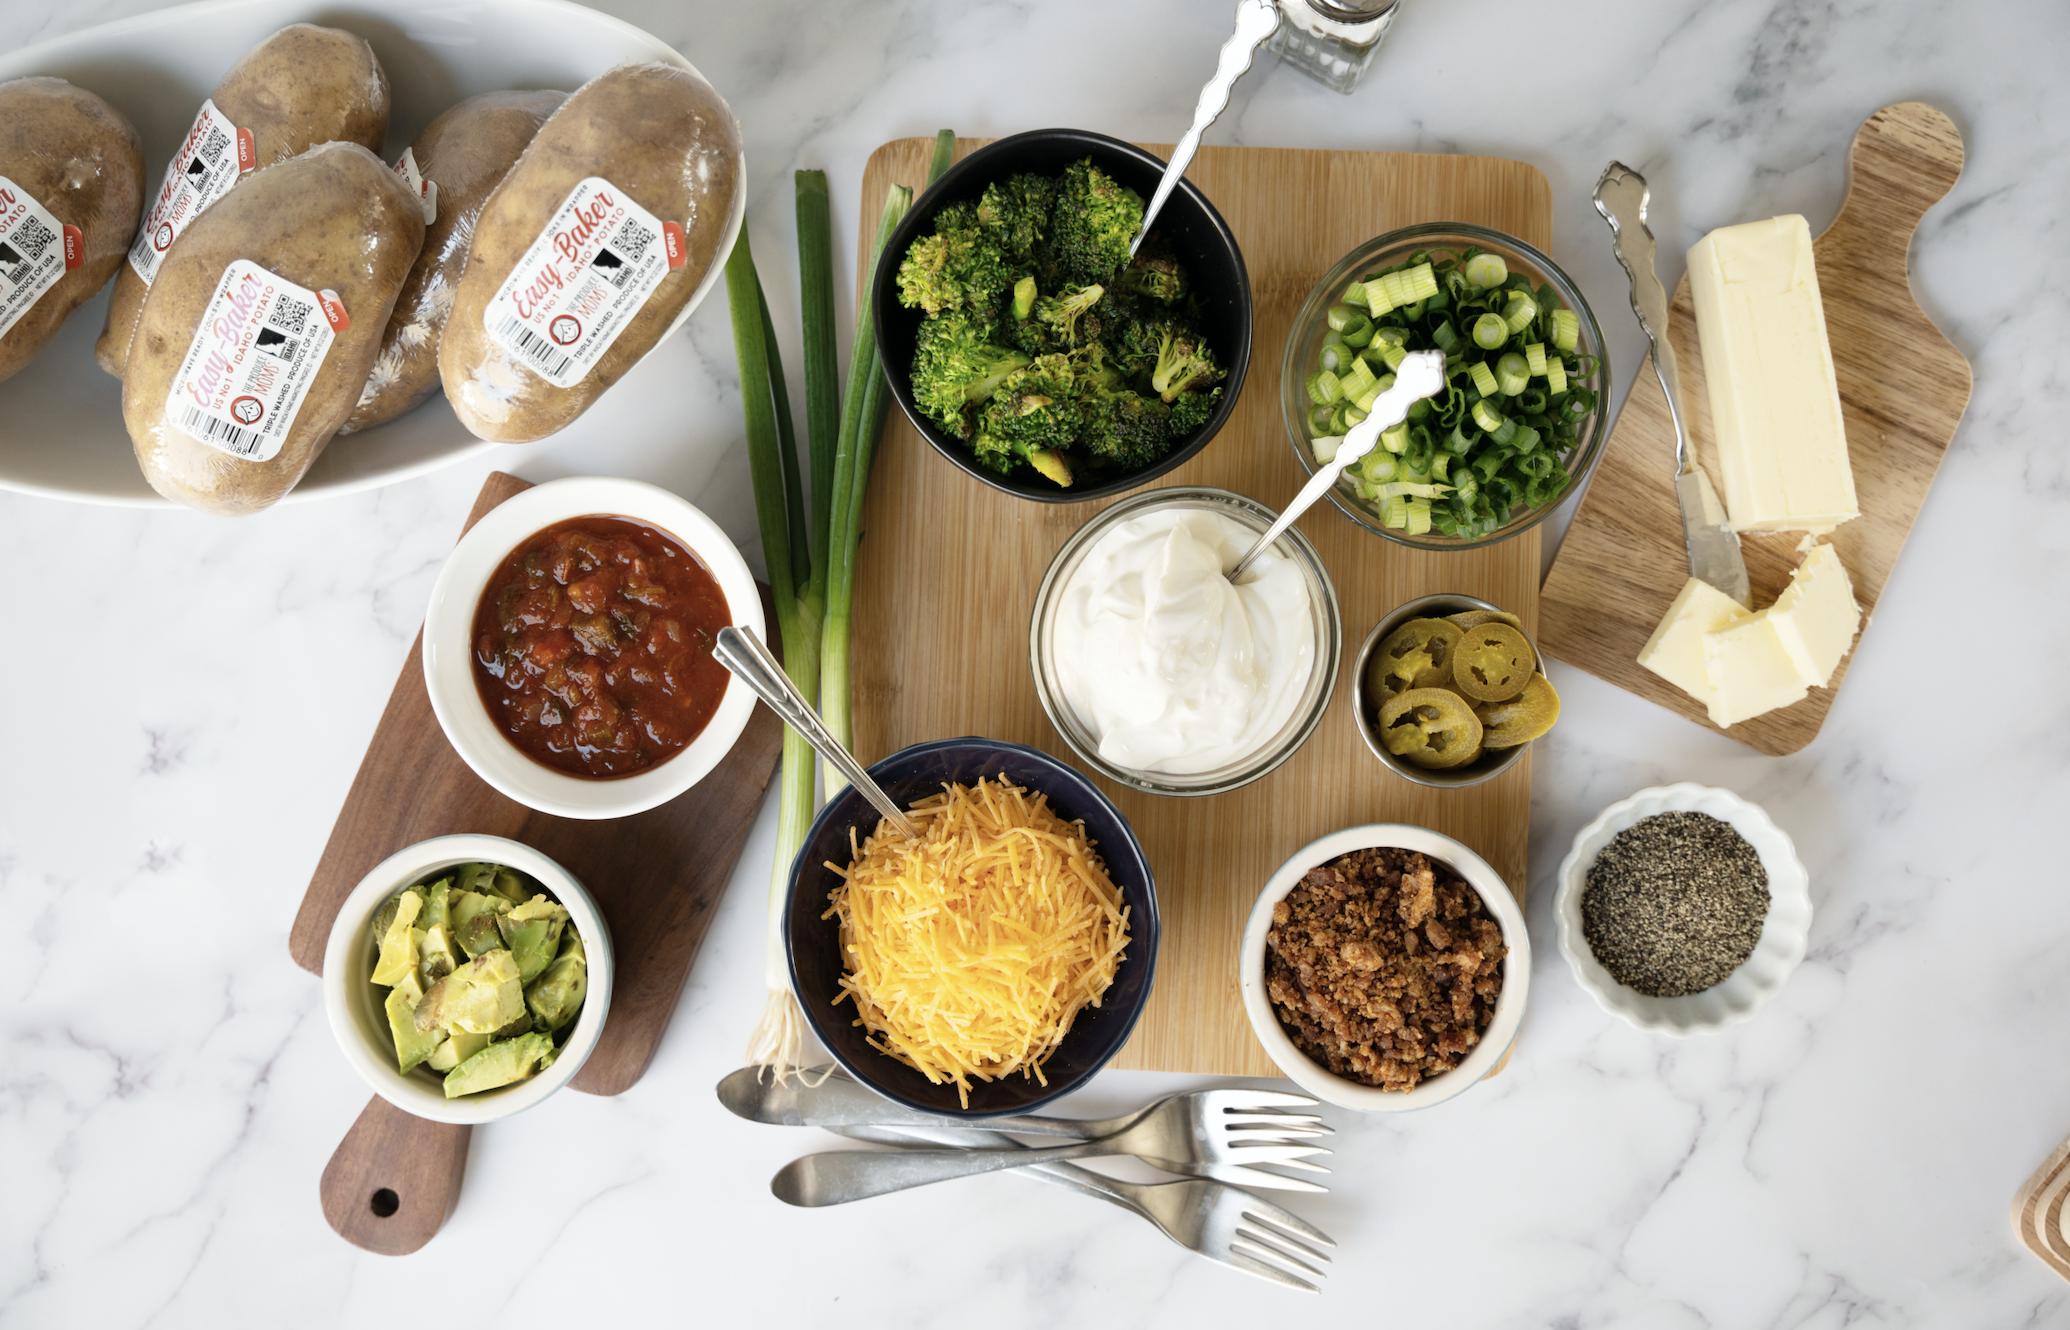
left=729, top=132, right=952, bottom=1082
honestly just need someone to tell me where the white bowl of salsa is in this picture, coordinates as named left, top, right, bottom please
left=423, top=475, right=764, bottom=819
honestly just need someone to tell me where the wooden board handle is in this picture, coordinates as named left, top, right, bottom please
left=1827, top=102, right=1964, bottom=269
left=319, top=1096, right=470, bottom=1256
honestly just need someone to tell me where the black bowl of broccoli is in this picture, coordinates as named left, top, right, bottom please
left=872, top=128, right=1252, bottom=504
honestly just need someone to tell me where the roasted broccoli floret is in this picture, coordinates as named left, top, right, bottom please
left=1034, top=284, right=1106, bottom=347
left=911, top=309, right=1030, bottom=437
left=1119, top=244, right=1186, bottom=304
left=1166, top=385, right=1221, bottom=437
left=896, top=202, right=1015, bottom=315
left=1149, top=325, right=1224, bottom=401
left=972, top=355, right=1076, bottom=487
left=1110, top=312, right=1173, bottom=382
left=1049, top=158, right=1143, bottom=286
left=1080, top=387, right=1173, bottom=472
left=977, top=173, right=1057, bottom=264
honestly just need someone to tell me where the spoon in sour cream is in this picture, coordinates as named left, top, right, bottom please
left=1226, top=349, right=1448, bottom=583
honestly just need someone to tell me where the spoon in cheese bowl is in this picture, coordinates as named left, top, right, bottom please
left=1226, top=349, right=1448, bottom=582
left=711, top=626, right=919, bottom=840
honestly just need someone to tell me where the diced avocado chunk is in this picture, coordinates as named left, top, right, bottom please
left=456, top=862, right=532, bottom=907
left=525, top=932, right=588, bottom=1033
left=448, top=888, right=505, bottom=934
left=487, top=867, right=532, bottom=906
left=428, top=1029, right=488, bottom=1073
left=443, top=1031, right=553, bottom=1098
left=385, top=972, right=445, bottom=1073
left=370, top=891, right=425, bottom=985
left=418, top=877, right=452, bottom=932
left=457, top=910, right=507, bottom=961
left=434, top=948, right=525, bottom=1034
left=498, top=905, right=567, bottom=985
left=419, top=925, right=460, bottom=982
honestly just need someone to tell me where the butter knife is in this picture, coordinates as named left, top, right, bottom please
left=1593, top=162, right=1749, bottom=607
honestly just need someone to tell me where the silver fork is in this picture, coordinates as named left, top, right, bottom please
left=833, top=1122, right=1334, bottom=1293
left=720, top=1068, right=1332, bottom=1192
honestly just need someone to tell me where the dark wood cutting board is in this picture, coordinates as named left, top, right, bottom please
left=289, top=470, right=783, bottom=1254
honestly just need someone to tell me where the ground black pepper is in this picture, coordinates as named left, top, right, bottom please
left=1580, top=811, right=1768, bottom=997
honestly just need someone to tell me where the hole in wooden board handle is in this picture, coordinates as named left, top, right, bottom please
left=319, top=1096, right=471, bottom=1255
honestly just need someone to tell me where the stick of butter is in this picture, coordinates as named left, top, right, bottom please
left=1687, top=215, right=1858, bottom=534
left=1637, top=576, right=1748, bottom=707
left=1704, top=613, right=1810, bottom=727
left=1766, top=541, right=1861, bottom=686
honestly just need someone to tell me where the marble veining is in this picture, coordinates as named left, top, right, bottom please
left=2, top=0, right=2067, bottom=1324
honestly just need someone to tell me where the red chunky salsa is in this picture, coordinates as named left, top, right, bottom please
left=472, top=516, right=731, bottom=779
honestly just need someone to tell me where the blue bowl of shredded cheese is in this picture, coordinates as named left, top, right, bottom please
left=785, top=736, right=1158, bottom=1117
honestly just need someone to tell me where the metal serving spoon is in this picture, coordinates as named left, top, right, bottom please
left=1225, top=348, right=1447, bottom=582
left=1131, top=0, right=1282, bottom=257
left=1593, top=162, right=1749, bottom=606
left=711, top=625, right=918, bottom=840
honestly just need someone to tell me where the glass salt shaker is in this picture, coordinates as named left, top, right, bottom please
left=1267, top=0, right=1399, bottom=95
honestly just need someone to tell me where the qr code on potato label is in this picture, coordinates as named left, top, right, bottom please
left=165, top=259, right=337, bottom=462
left=0, top=175, right=70, bottom=340
left=482, top=176, right=671, bottom=389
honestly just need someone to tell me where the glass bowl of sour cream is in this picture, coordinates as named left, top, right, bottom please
left=1029, top=487, right=1342, bottom=797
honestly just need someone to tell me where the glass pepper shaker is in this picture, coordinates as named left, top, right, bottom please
left=1267, top=0, right=1399, bottom=95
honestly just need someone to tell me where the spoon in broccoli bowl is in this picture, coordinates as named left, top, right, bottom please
left=1131, top=0, right=1283, bottom=257
left=1226, top=350, right=1448, bottom=583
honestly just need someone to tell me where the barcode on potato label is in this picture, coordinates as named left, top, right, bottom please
left=482, top=176, right=672, bottom=389
left=0, top=176, right=71, bottom=340
left=128, top=100, right=250, bottom=286
left=164, top=259, right=338, bottom=463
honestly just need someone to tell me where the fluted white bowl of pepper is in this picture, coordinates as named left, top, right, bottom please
left=1555, top=783, right=1811, bottom=1035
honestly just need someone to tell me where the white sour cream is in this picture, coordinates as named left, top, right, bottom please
left=1053, top=508, right=1315, bottom=776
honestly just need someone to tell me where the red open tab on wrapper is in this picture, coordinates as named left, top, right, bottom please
left=318, top=289, right=350, bottom=333
left=236, top=127, right=256, bottom=174
left=663, top=221, right=686, bottom=271
left=62, top=225, right=82, bottom=271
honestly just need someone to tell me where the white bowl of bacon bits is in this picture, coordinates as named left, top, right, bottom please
left=1240, top=824, right=1530, bottom=1113
left=1554, top=783, right=1811, bottom=1036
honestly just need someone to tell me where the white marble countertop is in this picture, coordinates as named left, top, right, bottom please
left=4, top=0, right=2067, bottom=1323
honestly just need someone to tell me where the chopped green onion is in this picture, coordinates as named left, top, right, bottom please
left=1378, top=340, right=1408, bottom=371
left=1342, top=356, right=1379, bottom=397
left=1405, top=496, right=1432, bottom=535
left=1335, top=404, right=1367, bottom=430
left=1463, top=253, right=1508, bottom=289
left=1550, top=308, right=1580, bottom=351
left=1511, top=424, right=1542, bottom=454
left=1400, top=262, right=1439, bottom=302
left=1318, top=342, right=1356, bottom=374
left=1360, top=451, right=1398, bottom=482
left=1472, top=313, right=1509, bottom=350
left=1546, top=356, right=1568, bottom=394
left=1467, top=361, right=1498, bottom=397
left=1496, top=352, right=1529, bottom=396
left=1380, top=421, right=1411, bottom=454
left=1310, top=404, right=1336, bottom=432
left=1312, top=434, right=1342, bottom=464
left=1471, top=398, right=1506, bottom=433
left=1326, top=302, right=1361, bottom=333
left=1342, top=281, right=1369, bottom=309
left=1490, top=417, right=1518, bottom=445
left=1383, top=493, right=1409, bottom=529
left=1502, top=291, right=1538, bottom=334
left=1361, top=277, right=1393, bottom=315
left=1307, top=370, right=1342, bottom=406
left=1430, top=319, right=1460, bottom=353
left=1525, top=342, right=1547, bottom=376
left=1340, top=317, right=1374, bottom=348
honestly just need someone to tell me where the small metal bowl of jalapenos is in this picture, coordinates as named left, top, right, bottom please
left=1351, top=593, right=1561, bottom=789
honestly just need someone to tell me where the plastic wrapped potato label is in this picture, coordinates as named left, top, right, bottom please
left=0, top=179, right=74, bottom=337
left=163, top=260, right=338, bottom=462
left=127, top=100, right=251, bottom=286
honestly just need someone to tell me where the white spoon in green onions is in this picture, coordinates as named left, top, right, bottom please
left=1226, top=349, right=1448, bottom=583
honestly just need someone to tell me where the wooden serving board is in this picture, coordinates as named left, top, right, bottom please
left=851, top=138, right=1551, bottom=1077
left=289, top=471, right=783, bottom=1253
left=2014, top=1132, right=2070, bottom=1282
left=1539, top=103, right=1971, bottom=755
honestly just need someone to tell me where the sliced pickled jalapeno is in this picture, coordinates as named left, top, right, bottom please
left=1378, top=618, right=1464, bottom=692
left=1377, top=688, right=1485, bottom=769
left=1445, top=609, right=1524, bottom=631
left=1478, top=672, right=1561, bottom=748
left=1452, top=622, right=1535, bottom=702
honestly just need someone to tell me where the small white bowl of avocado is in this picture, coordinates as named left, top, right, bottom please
left=324, top=834, right=614, bottom=1125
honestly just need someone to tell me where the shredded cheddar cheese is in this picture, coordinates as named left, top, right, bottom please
left=824, top=776, right=1130, bottom=1107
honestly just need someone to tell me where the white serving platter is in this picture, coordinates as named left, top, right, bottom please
left=0, top=0, right=742, bottom=508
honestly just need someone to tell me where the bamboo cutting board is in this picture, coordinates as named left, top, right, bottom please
left=851, top=138, right=1551, bottom=1077
left=289, top=472, right=783, bottom=1253
left=1539, top=103, right=1971, bottom=755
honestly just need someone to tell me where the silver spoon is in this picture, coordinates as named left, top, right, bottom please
left=1131, top=0, right=1282, bottom=258
left=1593, top=162, right=1749, bottom=607
left=711, top=625, right=919, bottom=840
left=1226, top=348, right=1447, bottom=582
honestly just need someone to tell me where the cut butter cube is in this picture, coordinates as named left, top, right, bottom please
left=1637, top=577, right=1750, bottom=706
left=1768, top=541, right=1861, bottom=687
left=1703, top=613, right=1809, bottom=727
left=1687, top=215, right=1858, bottom=534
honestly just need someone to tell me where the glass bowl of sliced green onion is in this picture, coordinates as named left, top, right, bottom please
left=1280, top=223, right=1608, bottom=549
